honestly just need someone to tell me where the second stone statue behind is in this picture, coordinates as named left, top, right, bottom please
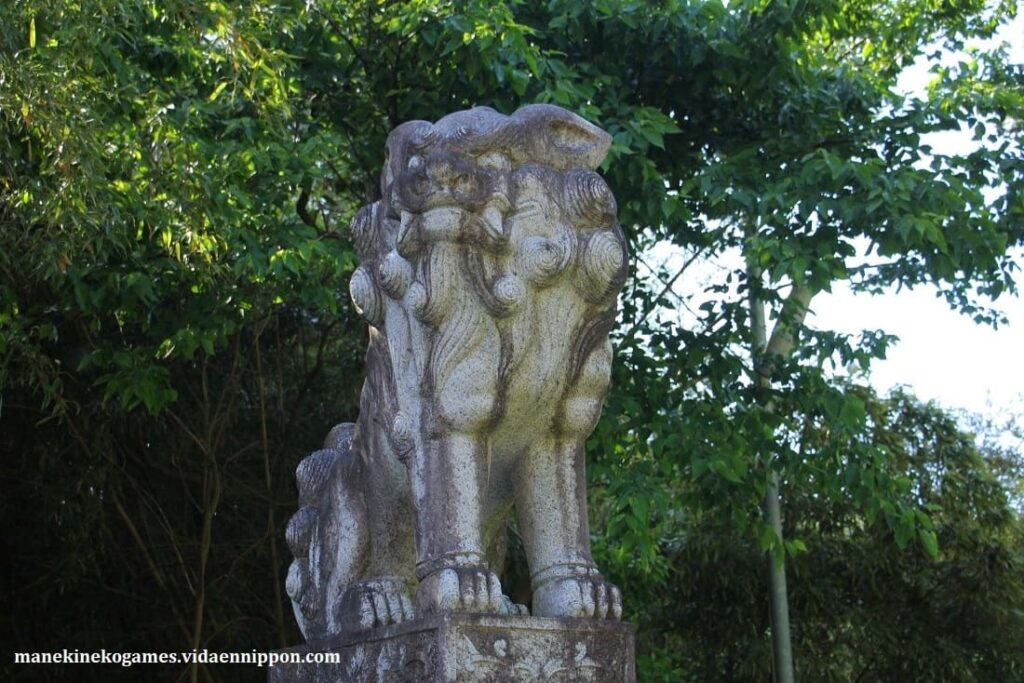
left=284, top=104, right=628, bottom=641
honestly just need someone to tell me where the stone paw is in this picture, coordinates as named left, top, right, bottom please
left=336, top=577, right=415, bottom=632
left=500, top=595, right=530, bottom=617
left=416, top=565, right=505, bottom=615
left=532, top=568, right=622, bottom=620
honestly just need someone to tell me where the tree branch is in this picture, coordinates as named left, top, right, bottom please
left=624, top=246, right=707, bottom=339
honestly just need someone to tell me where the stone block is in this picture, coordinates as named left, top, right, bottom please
left=268, top=614, right=635, bottom=682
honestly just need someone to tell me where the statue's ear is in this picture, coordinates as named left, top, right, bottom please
left=512, top=104, right=612, bottom=171
left=383, top=120, right=433, bottom=198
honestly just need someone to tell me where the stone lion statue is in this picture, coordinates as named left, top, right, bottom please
left=284, top=104, right=627, bottom=640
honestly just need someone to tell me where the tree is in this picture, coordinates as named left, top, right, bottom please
left=1, top=1, right=1022, bottom=681
left=638, top=389, right=1024, bottom=681
left=1, top=3, right=367, bottom=681
left=515, top=1, right=1022, bottom=678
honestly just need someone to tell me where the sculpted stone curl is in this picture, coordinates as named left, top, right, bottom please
left=284, top=104, right=628, bottom=641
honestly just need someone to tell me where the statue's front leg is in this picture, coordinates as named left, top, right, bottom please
left=412, top=431, right=506, bottom=614
left=516, top=438, right=622, bottom=621
left=518, top=341, right=622, bottom=620
left=412, top=347, right=507, bottom=616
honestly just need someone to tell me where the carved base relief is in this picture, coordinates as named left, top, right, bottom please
left=268, top=615, right=635, bottom=683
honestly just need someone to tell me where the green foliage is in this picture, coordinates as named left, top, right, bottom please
left=1, top=0, right=1021, bottom=681
left=642, top=391, right=1024, bottom=681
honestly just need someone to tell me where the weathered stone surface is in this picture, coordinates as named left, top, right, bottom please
left=282, top=104, right=629, bottom=645
left=268, top=614, right=635, bottom=682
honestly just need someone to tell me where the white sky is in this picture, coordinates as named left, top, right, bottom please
left=813, top=12, right=1024, bottom=417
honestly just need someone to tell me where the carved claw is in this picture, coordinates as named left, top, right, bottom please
left=336, top=578, right=415, bottom=632
left=532, top=569, right=622, bottom=621
left=416, top=566, right=505, bottom=615
left=500, top=596, right=530, bottom=617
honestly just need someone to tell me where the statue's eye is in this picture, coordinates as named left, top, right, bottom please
left=407, top=155, right=423, bottom=170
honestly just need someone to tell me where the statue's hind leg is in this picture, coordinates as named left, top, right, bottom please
left=286, top=421, right=417, bottom=637
left=335, top=417, right=418, bottom=632
left=284, top=424, right=370, bottom=640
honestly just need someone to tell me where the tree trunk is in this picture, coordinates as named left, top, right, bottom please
left=744, top=227, right=806, bottom=683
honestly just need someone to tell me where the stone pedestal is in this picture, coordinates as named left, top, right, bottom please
left=268, top=614, right=635, bottom=682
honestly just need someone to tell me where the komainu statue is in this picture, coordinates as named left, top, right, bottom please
left=284, top=104, right=628, bottom=641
